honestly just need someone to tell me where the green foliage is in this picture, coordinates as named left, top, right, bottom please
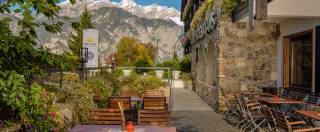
left=222, top=0, right=247, bottom=14
left=0, top=71, right=63, bottom=131
left=0, top=71, right=26, bottom=109
left=116, top=37, right=155, bottom=67
left=62, top=81, right=95, bottom=125
left=191, top=0, right=214, bottom=32
left=182, top=0, right=193, bottom=21
left=129, top=76, right=165, bottom=97
left=180, top=72, right=193, bottom=81
left=116, top=37, right=139, bottom=66
left=180, top=55, right=192, bottom=73
left=0, top=0, right=69, bottom=42
left=67, top=4, right=94, bottom=57
left=0, top=17, right=77, bottom=78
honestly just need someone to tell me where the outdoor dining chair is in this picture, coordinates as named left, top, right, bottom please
left=304, top=94, right=320, bottom=110
left=138, top=109, right=171, bottom=126
left=238, top=95, right=266, bottom=132
left=272, top=109, right=320, bottom=132
left=109, top=97, right=131, bottom=110
left=222, top=93, right=240, bottom=120
left=144, top=90, right=164, bottom=97
left=281, top=87, right=290, bottom=99
left=143, top=97, right=166, bottom=110
left=261, top=105, right=278, bottom=131
left=89, top=108, right=122, bottom=125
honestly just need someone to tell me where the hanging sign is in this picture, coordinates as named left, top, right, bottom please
left=83, top=29, right=99, bottom=68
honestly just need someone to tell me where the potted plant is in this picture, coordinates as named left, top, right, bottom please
left=155, top=70, right=164, bottom=79
left=123, top=69, right=132, bottom=77
left=181, top=72, right=193, bottom=91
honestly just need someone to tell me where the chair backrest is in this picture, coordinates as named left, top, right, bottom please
left=89, top=109, right=122, bottom=125
left=272, top=109, right=291, bottom=131
left=138, top=110, right=170, bottom=126
left=109, top=97, right=131, bottom=110
left=223, top=94, right=238, bottom=110
left=143, top=97, right=166, bottom=110
left=120, top=91, right=139, bottom=98
left=235, top=95, right=248, bottom=119
left=281, top=87, right=289, bottom=98
left=144, top=90, right=164, bottom=97
left=306, top=94, right=319, bottom=105
left=261, top=106, right=277, bottom=125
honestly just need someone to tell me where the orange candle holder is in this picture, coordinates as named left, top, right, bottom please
left=127, top=121, right=135, bottom=132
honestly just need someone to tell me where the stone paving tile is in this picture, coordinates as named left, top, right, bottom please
left=171, top=88, right=237, bottom=132
left=171, top=111, right=238, bottom=132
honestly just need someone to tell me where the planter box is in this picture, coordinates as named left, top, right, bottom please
left=123, top=70, right=132, bottom=77
left=155, top=70, right=164, bottom=79
left=172, top=71, right=181, bottom=80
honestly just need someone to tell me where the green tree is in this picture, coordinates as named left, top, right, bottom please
left=0, top=0, right=78, bottom=77
left=116, top=37, right=139, bottom=66
left=67, top=4, right=94, bottom=57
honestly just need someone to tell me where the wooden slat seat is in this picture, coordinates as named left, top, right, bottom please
left=138, top=110, right=171, bottom=126
left=109, top=97, right=131, bottom=110
left=144, top=90, right=164, bottom=97
left=89, top=109, right=122, bottom=125
left=143, top=97, right=166, bottom=110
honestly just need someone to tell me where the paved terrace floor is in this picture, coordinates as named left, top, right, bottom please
left=171, top=88, right=237, bottom=132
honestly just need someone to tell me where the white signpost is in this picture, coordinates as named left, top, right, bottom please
left=83, top=29, right=99, bottom=68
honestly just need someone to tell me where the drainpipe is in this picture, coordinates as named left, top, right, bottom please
left=249, top=0, right=254, bottom=31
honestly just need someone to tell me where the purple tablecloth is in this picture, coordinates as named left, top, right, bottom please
left=69, top=125, right=176, bottom=132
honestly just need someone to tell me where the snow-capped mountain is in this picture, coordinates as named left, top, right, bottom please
left=58, top=0, right=183, bottom=26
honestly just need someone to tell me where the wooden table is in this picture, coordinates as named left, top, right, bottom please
left=241, top=91, right=272, bottom=97
left=256, top=96, right=305, bottom=104
left=295, top=110, right=320, bottom=121
left=131, top=97, right=143, bottom=102
left=69, top=125, right=176, bottom=132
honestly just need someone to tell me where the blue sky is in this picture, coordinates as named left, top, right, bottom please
left=111, top=0, right=181, bottom=10
left=59, top=0, right=181, bottom=11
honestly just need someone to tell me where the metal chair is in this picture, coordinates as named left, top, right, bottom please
left=261, top=105, right=278, bottom=132
left=222, top=93, right=240, bottom=120
left=239, top=95, right=266, bottom=132
left=272, top=109, right=320, bottom=132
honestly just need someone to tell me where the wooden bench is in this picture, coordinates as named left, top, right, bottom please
left=120, top=91, right=139, bottom=98
left=109, top=97, right=131, bottom=110
left=89, top=109, right=122, bottom=125
left=143, top=97, right=166, bottom=110
left=138, top=110, right=171, bottom=126
left=144, top=90, right=164, bottom=97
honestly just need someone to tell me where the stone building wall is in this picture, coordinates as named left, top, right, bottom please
left=217, top=16, right=280, bottom=93
left=191, top=16, right=280, bottom=111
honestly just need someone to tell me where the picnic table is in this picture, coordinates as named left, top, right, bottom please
left=69, top=125, right=177, bottom=132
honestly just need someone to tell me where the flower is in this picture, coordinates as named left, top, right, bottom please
left=50, top=112, right=57, bottom=118
left=27, top=124, right=34, bottom=130
left=52, top=128, right=59, bottom=132
left=15, top=95, right=21, bottom=100
left=94, top=95, right=102, bottom=101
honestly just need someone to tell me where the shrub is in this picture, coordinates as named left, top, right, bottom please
left=180, top=55, right=192, bottom=73
left=129, top=76, right=165, bottom=97
left=0, top=71, right=63, bottom=131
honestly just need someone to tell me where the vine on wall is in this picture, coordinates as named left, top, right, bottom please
left=182, top=0, right=193, bottom=21
left=190, top=0, right=214, bottom=32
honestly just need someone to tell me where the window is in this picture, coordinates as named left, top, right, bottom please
left=290, top=33, right=313, bottom=87
left=284, top=30, right=313, bottom=91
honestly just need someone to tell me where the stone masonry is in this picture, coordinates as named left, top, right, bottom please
left=191, top=8, right=280, bottom=110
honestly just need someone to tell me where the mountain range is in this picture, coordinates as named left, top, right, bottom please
left=38, top=0, right=184, bottom=63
